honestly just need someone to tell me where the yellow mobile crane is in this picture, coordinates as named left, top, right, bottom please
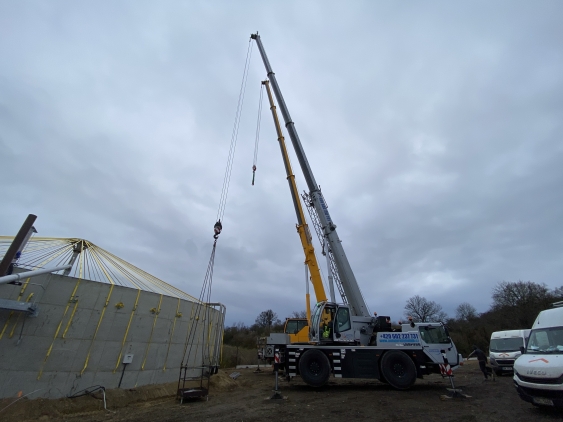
left=262, top=79, right=329, bottom=343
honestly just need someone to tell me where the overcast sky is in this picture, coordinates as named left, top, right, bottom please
left=1, top=1, right=562, bottom=325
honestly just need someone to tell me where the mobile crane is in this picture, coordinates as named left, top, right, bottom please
left=251, top=33, right=462, bottom=390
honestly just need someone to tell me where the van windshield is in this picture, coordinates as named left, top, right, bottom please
left=490, top=337, right=523, bottom=352
left=527, top=327, right=563, bottom=354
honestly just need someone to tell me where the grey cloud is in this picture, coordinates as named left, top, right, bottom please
left=1, top=1, right=562, bottom=325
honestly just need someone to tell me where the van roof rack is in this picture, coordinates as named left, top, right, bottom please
left=552, top=301, right=563, bottom=308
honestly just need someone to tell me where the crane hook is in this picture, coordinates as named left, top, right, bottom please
left=213, top=220, right=222, bottom=239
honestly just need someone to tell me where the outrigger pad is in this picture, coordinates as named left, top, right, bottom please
left=440, top=388, right=471, bottom=399
left=178, top=387, right=208, bottom=401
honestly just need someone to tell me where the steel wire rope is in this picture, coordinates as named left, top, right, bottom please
left=80, top=241, right=96, bottom=281
left=95, top=246, right=197, bottom=300
left=216, top=38, right=253, bottom=222
left=13, top=240, right=56, bottom=254
left=87, top=245, right=116, bottom=286
left=92, top=245, right=142, bottom=286
left=21, top=243, right=69, bottom=268
left=102, top=254, right=143, bottom=287
left=30, top=245, right=71, bottom=271
left=181, top=242, right=216, bottom=367
left=92, top=242, right=142, bottom=288
left=100, top=249, right=158, bottom=284
left=89, top=249, right=105, bottom=283
left=251, top=82, right=264, bottom=185
left=180, top=39, right=253, bottom=385
left=84, top=246, right=93, bottom=282
left=52, top=246, right=73, bottom=267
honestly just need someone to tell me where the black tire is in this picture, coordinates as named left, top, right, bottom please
left=494, top=370, right=502, bottom=377
left=299, top=349, right=331, bottom=387
left=380, top=351, right=417, bottom=390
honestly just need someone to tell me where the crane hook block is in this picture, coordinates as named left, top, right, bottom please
left=213, top=221, right=222, bottom=239
left=252, top=165, right=257, bottom=186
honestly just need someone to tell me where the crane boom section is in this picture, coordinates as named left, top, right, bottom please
left=251, top=33, right=370, bottom=317
left=263, top=80, right=327, bottom=304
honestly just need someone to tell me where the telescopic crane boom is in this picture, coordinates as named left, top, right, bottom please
left=251, top=33, right=370, bottom=318
left=262, top=80, right=328, bottom=314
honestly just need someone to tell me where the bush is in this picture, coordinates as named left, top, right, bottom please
left=220, top=345, right=261, bottom=368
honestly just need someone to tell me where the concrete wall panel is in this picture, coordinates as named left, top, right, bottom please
left=0, top=272, right=224, bottom=399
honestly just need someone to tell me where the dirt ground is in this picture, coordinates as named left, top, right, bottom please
left=2, top=360, right=563, bottom=422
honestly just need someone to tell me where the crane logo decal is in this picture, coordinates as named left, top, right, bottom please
left=529, top=358, right=549, bottom=363
left=317, top=195, right=332, bottom=223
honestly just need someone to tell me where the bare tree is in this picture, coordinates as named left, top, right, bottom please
left=553, top=286, right=563, bottom=299
left=455, top=302, right=478, bottom=321
left=491, top=280, right=556, bottom=327
left=492, top=281, right=552, bottom=309
left=255, top=309, right=281, bottom=331
left=290, top=310, right=307, bottom=319
left=404, top=295, right=446, bottom=322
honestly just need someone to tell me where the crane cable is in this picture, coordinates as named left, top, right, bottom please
left=180, top=38, right=253, bottom=370
left=216, top=38, right=253, bottom=225
left=252, top=83, right=264, bottom=186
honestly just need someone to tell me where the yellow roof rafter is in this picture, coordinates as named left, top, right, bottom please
left=0, top=237, right=199, bottom=302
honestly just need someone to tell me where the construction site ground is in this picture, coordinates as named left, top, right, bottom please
left=2, top=360, right=563, bottom=422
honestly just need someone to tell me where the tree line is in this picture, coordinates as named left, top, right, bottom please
left=223, top=280, right=562, bottom=355
left=223, top=310, right=305, bottom=349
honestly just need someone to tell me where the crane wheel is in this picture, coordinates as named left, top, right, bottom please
left=380, top=351, right=417, bottom=390
left=299, top=349, right=330, bottom=387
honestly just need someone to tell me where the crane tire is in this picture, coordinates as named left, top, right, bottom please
left=299, top=349, right=330, bottom=387
left=380, top=351, right=417, bottom=390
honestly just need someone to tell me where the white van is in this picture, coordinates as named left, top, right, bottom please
left=513, top=303, right=563, bottom=407
left=489, top=329, right=530, bottom=375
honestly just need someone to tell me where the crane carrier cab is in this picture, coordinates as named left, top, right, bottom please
left=514, top=303, right=563, bottom=407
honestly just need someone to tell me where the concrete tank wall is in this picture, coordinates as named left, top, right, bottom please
left=0, top=271, right=223, bottom=399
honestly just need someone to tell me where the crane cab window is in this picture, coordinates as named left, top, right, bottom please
left=335, top=307, right=351, bottom=332
left=285, top=319, right=308, bottom=334
left=419, top=325, right=450, bottom=344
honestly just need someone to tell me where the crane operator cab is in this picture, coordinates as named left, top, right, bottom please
left=310, top=301, right=355, bottom=344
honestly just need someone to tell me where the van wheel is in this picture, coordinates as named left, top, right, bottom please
left=494, top=369, right=502, bottom=377
left=380, top=351, right=417, bottom=390
left=299, top=349, right=330, bottom=387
